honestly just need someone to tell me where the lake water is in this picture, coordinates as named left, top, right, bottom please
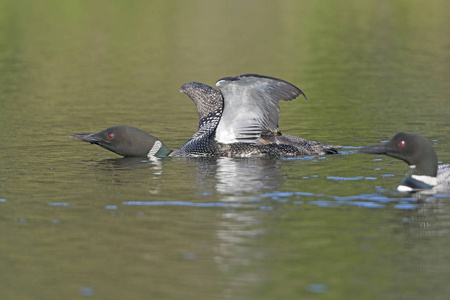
left=1, top=1, right=450, bottom=299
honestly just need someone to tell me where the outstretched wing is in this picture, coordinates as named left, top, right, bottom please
left=180, top=82, right=224, bottom=139
left=215, top=74, right=306, bottom=144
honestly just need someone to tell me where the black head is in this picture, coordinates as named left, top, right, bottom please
left=70, top=126, right=171, bottom=158
left=359, top=132, right=438, bottom=177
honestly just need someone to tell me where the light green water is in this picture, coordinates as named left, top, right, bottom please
left=1, top=1, right=450, bottom=299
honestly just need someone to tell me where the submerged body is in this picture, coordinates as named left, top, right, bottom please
left=360, top=132, right=450, bottom=193
left=71, top=74, right=340, bottom=158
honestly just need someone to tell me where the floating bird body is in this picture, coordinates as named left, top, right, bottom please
left=72, top=74, right=340, bottom=158
left=360, top=132, right=450, bottom=193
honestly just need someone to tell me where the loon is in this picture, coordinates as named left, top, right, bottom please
left=181, top=74, right=340, bottom=156
left=359, top=132, right=450, bottom=193
left=71, top=74, right=340, bottom=158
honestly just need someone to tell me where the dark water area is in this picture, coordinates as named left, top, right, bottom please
left=1, top=1, right=450, bottom=299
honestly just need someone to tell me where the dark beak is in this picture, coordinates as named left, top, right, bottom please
left=358, top=141, right=396, bottom=155
left=70, top=133, right=108, bottom=145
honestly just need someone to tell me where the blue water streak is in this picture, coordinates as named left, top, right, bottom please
left=122, top=201, right=243, bottom=207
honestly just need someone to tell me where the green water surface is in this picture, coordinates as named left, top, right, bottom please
left=1, top=1, right=450, bottom=299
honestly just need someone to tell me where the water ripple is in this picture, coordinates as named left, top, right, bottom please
left=48, top=202, right=74, bottom=207
left=327, top=176, right=376, bottom=181
left=116, top=191, right=419, bottom=210
left=122, top=201, right=245, bottom=208
left=262, top=191, right=418, bottom=210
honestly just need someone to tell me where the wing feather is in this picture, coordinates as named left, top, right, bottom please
left=215, top=74, right=306, bottom=144
left=180, top=82, right=223, bottom=138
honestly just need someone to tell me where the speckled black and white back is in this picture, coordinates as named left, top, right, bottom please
left=437, top=164, right=450, bottom=192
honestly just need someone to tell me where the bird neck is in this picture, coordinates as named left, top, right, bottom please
left=148, top=140, right=172, bottom=158
left=398, top=167, right=437, bottom=192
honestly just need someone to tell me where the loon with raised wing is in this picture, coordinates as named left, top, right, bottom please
left=359, top=132, right=450, bottom=193
left=71, top=74, right=341, bottom=158
left=180, top=74, right=340, bottom=156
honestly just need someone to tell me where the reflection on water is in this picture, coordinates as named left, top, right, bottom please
left=90, top=155, right=448, bottom=213
left=395, top=196, right=450, bottom=299
left=214, top=157, right=284, bottom=201
left=118, top=157, right=283, bottom=298
left=84, top=153, right=449, bottom=213
left=68, top=155, right=450, bottom=299
left=2, top=154, right=450, bottom=299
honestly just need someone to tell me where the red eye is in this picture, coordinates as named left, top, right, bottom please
left=108, top=133, right=115, bottom=139
left=398, top=140, right=405, bottom=147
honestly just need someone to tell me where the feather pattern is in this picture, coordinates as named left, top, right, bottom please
left=215, top=74, right=306, bottom=143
